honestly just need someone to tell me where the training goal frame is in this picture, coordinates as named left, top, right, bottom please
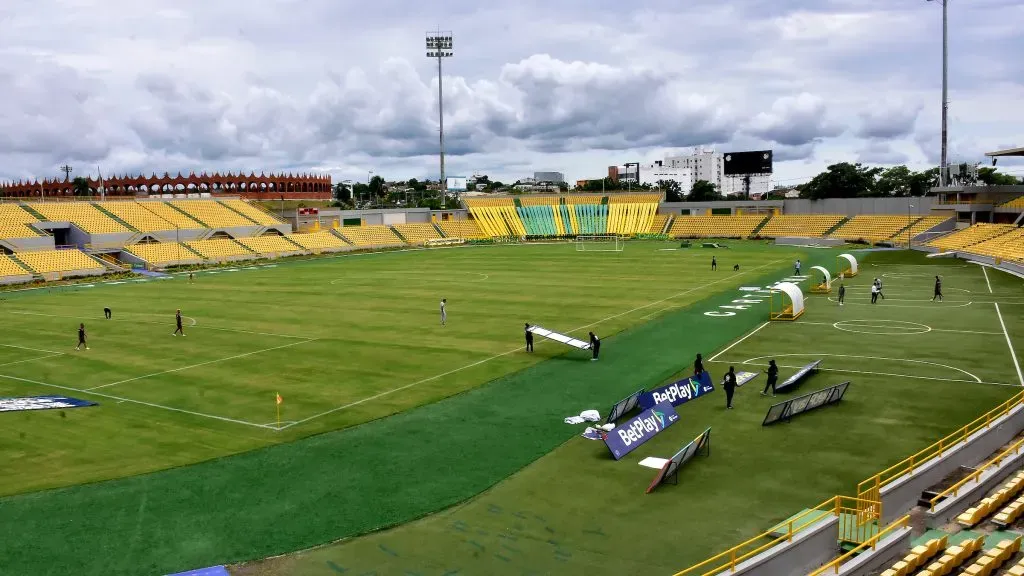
left=575, top=235, right=624, bottom=252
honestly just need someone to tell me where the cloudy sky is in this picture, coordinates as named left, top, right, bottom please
left=2, top=0, right=1023, bottom=187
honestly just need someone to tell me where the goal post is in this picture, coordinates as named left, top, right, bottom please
left=575, top=235, right=624, bottom=252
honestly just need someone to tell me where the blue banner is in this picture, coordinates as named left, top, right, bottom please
left=603, top=401, right=680, bottom=460
left=0, top=396, right=97, bottom=412
left=638, top=371, right=714, bottom=410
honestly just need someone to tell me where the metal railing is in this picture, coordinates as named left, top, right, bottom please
left=807, top=515, right=911, bottom=575
left=928, top=436, right=1024, bottom=511
left=858, top=390, right=1024, bottom=504
left=672, top=496, right=880, bottom=576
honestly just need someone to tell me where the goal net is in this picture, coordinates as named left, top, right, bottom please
left=575, top=235, right=624, bottom=252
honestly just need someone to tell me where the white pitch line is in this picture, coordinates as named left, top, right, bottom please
left=87, top=339, right=317, bottom=390
left=738, top=352, right=984, bottom=383
left=709, top=322, right=771, bottom=363
left=0, top=373, right=275, bottom=430
left=0, top=343, right=68, bottom=355
left=983, top=266, right=993, bottom=294
left=0, top=353, right=64, bottom=368
left=825, top=297, right=974, bottom=309
left=796, top=320, right=1003, bottom=336
left=281, top=259, right=786, bottom=430
left=710, top=360, right=1016, bottom=388
left=995, top=302, right=1024, bottom=387
left=8, top=310, right=306, bottom=340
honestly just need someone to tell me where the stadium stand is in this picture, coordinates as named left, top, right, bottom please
left=668, top=215, right=767, bottom=238
left=927, top=223, right=1017, bottom=251
left=559, top=204, right=578, bottom=235
left=0, top=204, right=43, bottom=238
left=957, top=471, right=1024, bottom=528
left=137, top=201, right=206, bottom=230
left=829, top=215, right=918, bottom=243
left=880, top=535, right=947, bottom=576
left=123, top=243, right=200, bottom=267
left=965, top=227, right=1024, bottom=262
left=956, top=536, right=1020, bottom=575
left=516, top=205, right=560, bottom=236
left=29, top=202, right=131, bottom=234
left=184, top=238, right=255, bottom=260
left=339, top=225, right=405, bottom=247
left=392, top=223, right=442, bottom=245
left=235, top=235, right=302, bottom=256
left=757, top=214, right=845, bottom=238
left=285, top=232, right=349, bottom=251
left=1000, top=196, right=1024, bottom=209
left=564, top=195, right=603, bottom=204
left=518, top=196, right=561, bottom=206
left=649, top=214, right=671, bottom=234
left=900, top=215, right=952, bottom=240
left=573, top=203, right=608, bottom=235
left=607, top=202, right=657, bottom=236
left=916, top=535, right=985, bottom=576
left=14, top=249, right=105, bottom=275
left=437, top=219, right=486, bottom=239
left=171, top=200, right=256, bottom=228
left=0, top=254, right=30, bottom=279
left=608, top=193, right=661, bottom=204
left=463, top=197, right=514, bottom=208
left=220, top=199, right=285, bottom=226
left=99, top=201, right=179, bottom=232
left=468, top=205, right=528, bottom=237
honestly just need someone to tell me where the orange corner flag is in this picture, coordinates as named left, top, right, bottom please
left=276, top=393, right=283, bottom=405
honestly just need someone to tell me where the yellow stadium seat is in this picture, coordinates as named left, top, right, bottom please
left=98, top=201, right=181, bottom=232
left=235, top=235, right=302, bottom=256
left=0, top=205, right=43, bottom=239
left=392, top=223, right=442, bottom=245
left=0, top=254, right=31, bottom=278
left=123, top=243, right=200, bottom=267
left=1000, top=196, right=1024, bottom=209
left=29, top=202, right=130, bottom=234
left=171, top=200, right=256, bottom=228
left=14, top=249, right=105, bottom=275
left=219, top=199, right=285, bottom=226
left=136, top=201, right=206, bottom=230
left=829, top=215, right=919, bottom=243
left=649, top=214, right=670, bottom=234
left=184, top=238, right=256, bottom=260
left=339, top=225, right=405, bottom=247
left=286, top=232, right=349, bottom=251
left=437, top=220, right=486, bottom=239
left=929, top=224, right=1017, bottom=252
left=669, top=215, right=767, bottom=238
left=758, top=215, right=845, bottom=238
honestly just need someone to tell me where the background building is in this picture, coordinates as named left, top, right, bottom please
left=638, top=162, right=693, bottom=194
left=655, top=148, right=772, bottom=197
left=533, top=171, right=565, bottom=184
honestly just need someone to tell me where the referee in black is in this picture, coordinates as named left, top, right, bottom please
left=723, top=366, right=737, bottom=409
left=589, top=332, right=601, bottom=361
left=762, top=359, right=778, bottom=397
left=524, top=323, right=534, bottom=353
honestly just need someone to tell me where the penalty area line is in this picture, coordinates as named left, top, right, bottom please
left=0, top=352, right=65, bottom=368
left=710, top=360, right=1016, bottom=388
left=0, top=373, right=276, bottom=430
left=995, top=302, right=1024, bottom=387
left=281, top=259, right=786, bottom=430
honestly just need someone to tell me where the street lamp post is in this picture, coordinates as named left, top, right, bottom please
left=927, top=0, right=949, bottom=186
left=426, top=31, right=454, bottom=201
left=907, top=203, right=915, bottom=249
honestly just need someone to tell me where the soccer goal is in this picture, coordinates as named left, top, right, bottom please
left=575, top=235, right=624, bottom=252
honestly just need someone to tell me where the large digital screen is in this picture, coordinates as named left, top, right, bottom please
left=723, top=150, right=773, bottom=175
left=763, top=382, right=850, bottom=426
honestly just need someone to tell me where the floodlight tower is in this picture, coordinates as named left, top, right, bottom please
left=426, top=31, right=453, bottom=199
left=927, top=0, right=949, bottom=186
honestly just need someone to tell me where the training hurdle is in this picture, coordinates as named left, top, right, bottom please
left=769, top=282, right=805, bottom=321
left=838, top=253, right=859, bottom=278
left=525, top=324, right=591, bottom=350
left=775, top=359, right=823, bottom=394
left=810, top=265, right=832, bottom=294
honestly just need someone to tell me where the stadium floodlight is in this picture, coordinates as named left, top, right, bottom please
left=426, top=31, right=454, bottom=200
left=926, top=0, right=949, bottom=186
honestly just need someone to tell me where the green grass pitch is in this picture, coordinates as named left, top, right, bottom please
left=0, top=243, right=1021, bottom=576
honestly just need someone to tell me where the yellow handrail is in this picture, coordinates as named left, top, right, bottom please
left=807, top=515, right=911, bottom=576
left=858, top=390, right=1024, bottom=499
left=672, top=496, right=879, bottom=576
left=929, top=435, right=1024, bottom=510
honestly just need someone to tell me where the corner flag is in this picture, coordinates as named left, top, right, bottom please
left=276, top=393, right=283, bottom=405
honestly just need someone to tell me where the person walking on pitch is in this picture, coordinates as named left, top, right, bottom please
left=76, top=323, right=89, bottom=351
left=762, top=359, right=778, bottom=397
left=838, top=283, right=846, bottom=306
left=189, top=272, right=194, bottom=284
left=589, top=332, right=601, bottom=361
left=694, top=353, right=705, bottom=376
left=723, top=366, right=738, bottom=409
left=874, top=278, right=885, bottom=300
left=933, top=276, right=943, bottom=302
left=440, top=298, right=447, bottom=325
left=870, top=282, right=879, bottom=304
left=711, top=257, right=717, bottom=271
left=794, top=259, right=801, bottom=275
left=524, top=323, right=534, bottom=353
left=104, top=307, right=112, bottom=319
left=173, top=309, right=185, bottom=336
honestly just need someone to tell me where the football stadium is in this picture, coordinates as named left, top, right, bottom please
left=1, top=189, right=1023, bottom=576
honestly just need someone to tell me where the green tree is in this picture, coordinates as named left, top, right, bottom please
left=658, top=179, right=684, bottom=202
left=978, top=167, right=1021, bottom=185
left=72, top=176, right=91, bottom=197
left=558, top=182, right=569, bottom=192
left=351, top=182, right=371, bottom=204
left=688, top=180, right=721, bottom=202
left=407, top=178, right=428, bottom=192
left=798, top=162, right=881, bottom=200
left=333, top=182, right=352, bottom=202
left=874, top=166, right=915, bottom=197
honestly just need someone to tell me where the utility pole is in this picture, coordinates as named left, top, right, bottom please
left=60, top=164, right=73, bottom=181
left=927, top=0, right=949, bottom=186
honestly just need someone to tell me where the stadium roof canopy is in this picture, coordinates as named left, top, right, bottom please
left=985, top=146, right=1024, bottom=157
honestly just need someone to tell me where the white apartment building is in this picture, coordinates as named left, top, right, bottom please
left=638, top=164, right=693, bottom=195
left=651, top=148, right=771, bottom=197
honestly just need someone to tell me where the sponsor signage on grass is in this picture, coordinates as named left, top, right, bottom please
left=762, top=382, right=849, bottom=426
left=638, top=371, right=714, bottom=410
left=735, top=371, right=759, bottom=387
left=0, top=395, right=97, bottom=413
left=646, top=427, right=712, bottom=494
left=603, top=401, right=680, bottom=460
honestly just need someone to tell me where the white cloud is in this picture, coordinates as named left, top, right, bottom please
left=1, top=0, right=1022, bottom=186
